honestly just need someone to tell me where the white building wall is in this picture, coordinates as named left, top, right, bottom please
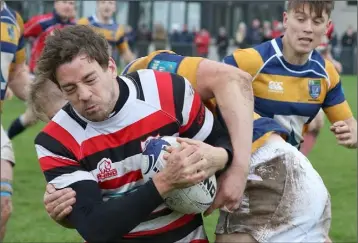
left=330, top=1, right=357, bottom=38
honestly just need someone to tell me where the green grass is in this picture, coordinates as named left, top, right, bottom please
left=2, top=76, right=357, bottom=242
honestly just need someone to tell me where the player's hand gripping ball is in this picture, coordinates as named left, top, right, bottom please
left=141, top=136, right=217, bottom=214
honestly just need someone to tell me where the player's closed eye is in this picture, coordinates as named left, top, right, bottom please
left=85, top=78, right=96, bottom=84
left=63, top=86, right=76, bottom=94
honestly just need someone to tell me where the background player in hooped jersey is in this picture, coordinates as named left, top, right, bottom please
left=0, top=1, right=33, bottom=240
left=6, top=0, right=76, bottom=140
left=77, top=0, right=135, bottom=64
left=223, top=0, right=357, bottom=155
left=34, top=25, right=235, bottom=243
left=300, top=22, right=342, bottom=156
left=40, top=49, right=332, bottom=242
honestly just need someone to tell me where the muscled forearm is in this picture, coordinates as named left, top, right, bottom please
left=203, top=113, right=234, bottom=174
left=209, top=65, right=253, bottom=175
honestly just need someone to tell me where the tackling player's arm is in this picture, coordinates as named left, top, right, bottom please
left=195, top=58, right=253, bottom=174
left=7, top=13, right=31, bottom=101
left=169, top=72, right=233, bottom=176
left=323, top=61, right=357, bottom=148
left=179, top=54, right=254, bottom=212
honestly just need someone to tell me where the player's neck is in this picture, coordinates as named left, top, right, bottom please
left=108, top=80, right=120, bottom=118
left=96, top=13, right=112, bottom=25
left=282, top=36, right=310, bottom=66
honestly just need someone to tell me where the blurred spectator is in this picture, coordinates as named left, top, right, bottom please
left=341, top=25, right=357, bottom=48
left=136, top=23, right=151, bottom=57
left=170, top=24, right=182, bottom=43
left=191, top=26, right=198, bottom=36
left=271, top=20, right=284, bottom=38
left=125, top=25, right=136, bottom=52
left=234, top=22, right=247, bottom=48
left=180, top=24, right=194, bottom=43
left=247, top=18, right=263, bottom=46
left=262, top=21, right=272, bottom=42
left=330, top=30, right=338, bottom=48
left=24, top=1, right=76, bottom=74
left=194, top=28, right=211, bottom=58
left=152, top=23, right=168, bottom=50
left=216, top=27, right=229, bottom=61
left=76, top=1, right=135, bottom=63
left=137, top=24, right=152, bottom=42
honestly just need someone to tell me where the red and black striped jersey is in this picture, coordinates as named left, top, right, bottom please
left=35, top=69, right=231, bottom=242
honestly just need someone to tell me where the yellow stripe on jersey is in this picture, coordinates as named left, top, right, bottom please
left=177, top=57, right=202, bottom=89
left=323, top=59, right=353, bottom=122
left=1, top=6, right=26, bottom=100
left=115, top=26, right=128, bottom=53
left=325, top=59, right=340, bottom=91
left=14, top=12, right=25, bottom=64
left=77, top=17, right=90, bottom=25
left=231, top=48, right=263, bottom=77
left=253, top=74, right=328, bottom=103
left=1, top=22, right=20, bottom=46
left=324, top=101, right=353, bottom=123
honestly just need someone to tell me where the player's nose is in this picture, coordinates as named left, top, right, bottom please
left=303, top=20, right=314, bottom=33
left=77, top=86, right=92, bottom=101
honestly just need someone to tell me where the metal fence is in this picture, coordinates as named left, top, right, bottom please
left=339, top=47, right=357, bottom=75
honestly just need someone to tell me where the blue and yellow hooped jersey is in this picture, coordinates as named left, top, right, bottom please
left=122, top=50, right=289, bottom=152
left=224, top=37, right=353, bottom=147
left=77, top=15, right=128, bottom=55
left=0, top=3, right=26, bottom=100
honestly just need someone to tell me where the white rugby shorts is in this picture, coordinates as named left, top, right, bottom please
left=1, top=124, right=15, bottom=164
left=216, top=141, right=331, bottom=242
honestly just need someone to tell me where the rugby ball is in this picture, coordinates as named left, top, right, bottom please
left=141, top=136, right=217, bottom=214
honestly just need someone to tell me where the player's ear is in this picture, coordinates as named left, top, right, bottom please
left=283, top=12, right=288, bottom=30
left=326, top=19, right=332, bottom=34
left=108, top=57, right=118, bottom=79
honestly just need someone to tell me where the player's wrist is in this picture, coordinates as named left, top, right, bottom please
left=208, top=147, right=228, bottom=171
left=152, top=173, right=173, bottom=197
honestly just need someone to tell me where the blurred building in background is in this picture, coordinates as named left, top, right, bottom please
left=8, top=0, right=285, bottom=37
left=7, top=0, right=357, bottom=38
left=6, top=0, right=357, bottom=74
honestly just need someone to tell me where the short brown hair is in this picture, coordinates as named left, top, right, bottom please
left=35, top=25, right=110, bottom=87
left=286, top=0, right=335, bottom=17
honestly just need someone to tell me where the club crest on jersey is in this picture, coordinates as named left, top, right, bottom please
left=7, top=25, right=15, bottom=41
left=97, top=158, right=118, bottom=181
left=308, top=80, right=321, bottom=99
